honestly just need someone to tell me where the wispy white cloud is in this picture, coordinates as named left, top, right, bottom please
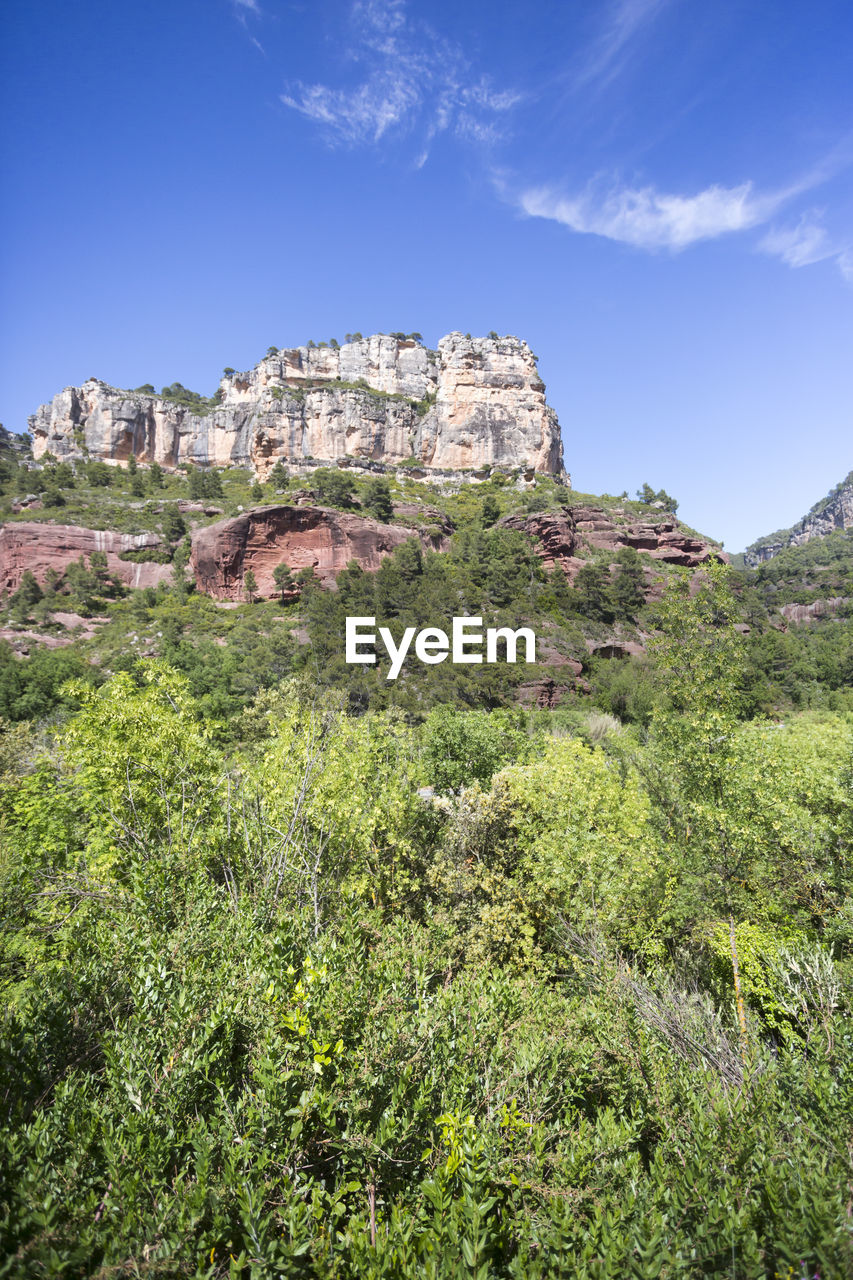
left=518, top=177, right=783, bottom=250
left=231, top=0, right=264, bottom=52
left=760, top=213, right=853, bottom=283
left=574, top=0, right=671, bottom=92
left=280, top=0, right=520, bottom=154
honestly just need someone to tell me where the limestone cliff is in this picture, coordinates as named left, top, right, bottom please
left=30, top=333, right=566, bottom=479
left=744, top=472, right=853, bottom=566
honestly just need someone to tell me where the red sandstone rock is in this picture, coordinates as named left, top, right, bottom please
left=190, top=505, right=441, bottom=601
left=516, top=678, right=570, bottom=709
left=0, top=521, right=173, bottom=594
left=500, top=510, right=577, bottom=574
left=501, top=506, right=725, bottom=585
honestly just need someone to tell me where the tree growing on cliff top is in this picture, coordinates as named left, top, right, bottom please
left=637, top=483, right=679, bottom=513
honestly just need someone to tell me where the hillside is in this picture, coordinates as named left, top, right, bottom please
left=2, top=357, right=852, bottom=1277
left=1, top=405, right=727, bottom=726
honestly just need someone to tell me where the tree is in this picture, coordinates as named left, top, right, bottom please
left=251, top=482, right=264, bottom=502
left=312, top=469, right=356, bottom=508
left=9, top=571, right=43, bottom=621
left=273, top=563, right=294, bottom=600
left=162, top=504, right=187, bottom=543
left=188, top=469, right=206, bottom=500
left=244, top=569, right=258, bottom=603
left=481, top=494, right=500, bottom=527
left=422, top=705, right=529, bottom=793
left=637, top=482, right=678, bottom=513
left=149, top=461, right=164, bottom=487
left=363, top=478, right=393, bottom=523
left=86, top=460, right=112, bottom=487
left=574, top=564, right=613, bottom=622
left=611, top=546, right=647, bottom=618
left=270, top=460, right=288, bottom=489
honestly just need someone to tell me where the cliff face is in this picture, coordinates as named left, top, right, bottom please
left=744, top=473, right=853, bottom=566
left=0, top=523, right=172, bottom=594
left=191, top=505, right=449, bottom=600
left=30, top=333, right=566, bottom=479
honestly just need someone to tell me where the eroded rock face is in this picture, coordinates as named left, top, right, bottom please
left=571, top=506, right=725, bottom=565
left=190, top=505, right=444, bottom=601
left=30, top=333, right=566, bottom=480
left=778, top=597, right=849, bottom=624
left=0, top=522, right=172, bottom=594
left=500, top=510, right=578, bottom=574
left=502, top=506, right=724, bottom=575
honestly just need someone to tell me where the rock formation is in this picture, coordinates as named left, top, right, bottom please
left=29, top=333, right=566, bottom=480
left=501, top=505, right=725, bottom=579
left=744, top=472, right=853, bottom=565
left=0, top=523, right=172, bottom=594
left=191, top=505, right=447, bottom=601
left=778, top=598, right=849, bottom=625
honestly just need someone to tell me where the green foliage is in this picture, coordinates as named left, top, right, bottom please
left=0, top=648, right=851, bottom=1275
left=422, top=704, right=531, bottom=793
left=85, top=459, right=113, bottom=487
left=637, top=482, right=679, bottom=512
left=162, top=503, right=187, bottom=543
left=269, top=459, right=288, bottom=488
left=311, top=467, right=357, bottom=508
left=159, top=382, right=219, bottom=413
left=272, top=563, right=293, bottom=599
left=363, top=477, right=394, bottom=522
left=0, top=642, right=99, bottom=721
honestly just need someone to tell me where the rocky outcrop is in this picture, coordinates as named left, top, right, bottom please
left=778, top=597, right=849, bottom=625
left=30, top=333, right=566, bottom=480
left=501, top=506, right=725, bottom=579
left=500, top=510, right=578, bottom=574
left=190, top=505, right=445, bottom=601
left=0, top=522, right=173, bottom=594
left=572, top=506, right=724, bottom=565
left=744, top=473, right=853, bottom=566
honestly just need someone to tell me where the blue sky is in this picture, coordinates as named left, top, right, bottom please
left=1, top=0, right=851, bottom=550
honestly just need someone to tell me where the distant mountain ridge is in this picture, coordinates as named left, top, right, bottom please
left=744, top=471, right=853, bottom=566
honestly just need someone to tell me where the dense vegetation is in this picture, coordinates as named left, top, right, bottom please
left=1, top=562, right=852, bottom=1277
